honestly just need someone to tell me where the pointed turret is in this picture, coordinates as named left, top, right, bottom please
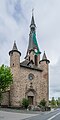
left=9, top=41, right=21, bottom=56
left=12, top=41, right=18, bottom=50
left=42, top=51, right=47, bottom=60
left=9, top=41, right=21, bottom=67
left=40, top=51, right=50, bottom=64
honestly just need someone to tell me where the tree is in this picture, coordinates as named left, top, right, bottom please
left=0, top=64, right=13, bottom=105
left=56, top=97, right=60, bottom=107
left=51, top=97, right=56, bottom=108
left=22, top=98, right=29, bottom=109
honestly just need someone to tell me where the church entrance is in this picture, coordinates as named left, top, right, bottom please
left=26, top=88, right=36, bottom=105
left=28, top=96, right=33, bottom=105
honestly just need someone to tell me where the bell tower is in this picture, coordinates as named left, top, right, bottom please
left=25, top=12, right=41, bottom=66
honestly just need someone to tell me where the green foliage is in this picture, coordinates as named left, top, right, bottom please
left=0, top=64, right=13, bottom=104
left=51, top=97, right=56, bottom=108
left=49, top=97, right=58, bottom=108
left=51, top=97, right=55, bottom=105
left=39, top=99, right=47, bottom=107
left=56, top=97, right=60, bottom=107
left=22, top=98, right=29, bottom=109
left=49, top=97, right=60, bottom=108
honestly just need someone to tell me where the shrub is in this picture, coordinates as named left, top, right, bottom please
left=39, top=99, right=47, bottom=111
left=39, top=99, right=47, bottom=107
left=22, top=98, right=29, bottom=109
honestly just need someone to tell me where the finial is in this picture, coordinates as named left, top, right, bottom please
left=32, top=8, right=34, bottom=16
left=14, top=40, right=16, bottom=44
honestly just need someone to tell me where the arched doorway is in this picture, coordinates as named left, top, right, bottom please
left=28, top=96, right=33, bottom=105
left=27, top=91, right=34, bottom=105
left=26, top=89, right=36, bottom=105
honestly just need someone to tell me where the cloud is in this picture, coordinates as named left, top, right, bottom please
left=6, top=0, right=24, bottom=23
left=0, top=0, right=28, bottom=65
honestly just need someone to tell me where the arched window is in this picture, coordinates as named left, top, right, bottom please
left=35, top=55, right=38, bottom=66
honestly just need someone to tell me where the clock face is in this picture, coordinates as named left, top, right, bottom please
left=28, top=73, right=34, bottom=80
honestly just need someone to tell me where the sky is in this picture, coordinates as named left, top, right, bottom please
left=0, top=0, right=60, bottom=100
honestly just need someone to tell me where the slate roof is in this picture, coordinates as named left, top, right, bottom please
left=12, top=41, right=18, bottom=50
left=42, top=51, right=47, bottom=60
left=9, top=41, right=21, bottom=56
left=39, top=51, right=50, bottom=63
left=28, top=34, right=38, bottom=51
left=20, top=60, right=43, bottom=72
left=30, top=14, right=36, bottom=27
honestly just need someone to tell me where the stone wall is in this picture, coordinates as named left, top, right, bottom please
left=40, top=61, right=49, bottom=104
left=10, top=63, right=49, bottom=106
left=2, top=62, right=49, bottom=107
left=1, top=91, right=9, bottom=106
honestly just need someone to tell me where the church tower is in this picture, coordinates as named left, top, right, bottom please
left=25, top=12, right=41, bottom=66
left=40, top=51, right=50, bottom=102
left=9, top=41, right=21, bottom=106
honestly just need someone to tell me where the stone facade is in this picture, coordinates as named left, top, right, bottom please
left=1, top=91, right=9, bottom=106
left=2, top=13, right=50, bottom=107
left=9, top=54, right=49, bottom=107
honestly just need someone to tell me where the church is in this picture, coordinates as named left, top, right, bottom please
left=2, top=13, right=50, bottom=107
